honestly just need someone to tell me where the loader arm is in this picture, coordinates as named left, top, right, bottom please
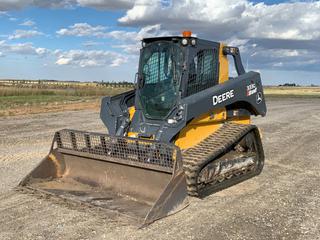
left=100, top=89, right=135, bottom=135
left=185, top=71, right=267, bottom=121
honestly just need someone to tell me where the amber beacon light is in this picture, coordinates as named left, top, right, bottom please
left=182, top=31, right=192, bottom=37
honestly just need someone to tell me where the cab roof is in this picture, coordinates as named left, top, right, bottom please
left=142, top=36, right=219, bottom=46
left=143, top=36, right=189, bottom=43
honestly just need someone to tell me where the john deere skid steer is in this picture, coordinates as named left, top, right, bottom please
left=19, top=31, right=267, bottom=226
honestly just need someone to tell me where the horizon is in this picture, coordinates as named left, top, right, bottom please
left=1, top=78, right=318, bottom=87
left=0, top=0, right=320, bottom=85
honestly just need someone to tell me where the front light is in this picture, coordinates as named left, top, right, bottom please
left=167, top=119, right=177, bottom=124
left=181, top=38, right=188, bottom=46
left=191, top=39, right=196, bottom=46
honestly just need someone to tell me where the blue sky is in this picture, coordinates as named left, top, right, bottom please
left=0, top=0, right=319, bottom=85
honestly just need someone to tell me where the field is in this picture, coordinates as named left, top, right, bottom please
left=0, top=80, right=132, bottom=116
left=0, top=97, right=319, bottom=240
left=264, top=86, right=320, bottom=98
left=1, top=80, right=319, bottom=117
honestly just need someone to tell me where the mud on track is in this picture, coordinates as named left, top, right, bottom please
left=0, top=98, right=320, bottom=240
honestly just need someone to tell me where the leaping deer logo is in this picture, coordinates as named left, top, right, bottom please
left=256, top=92, right=263, bottom=104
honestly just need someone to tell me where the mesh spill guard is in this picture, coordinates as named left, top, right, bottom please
left=54, top=129, right=178, bottom=171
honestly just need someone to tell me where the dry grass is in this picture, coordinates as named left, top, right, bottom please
left=0, top=84, right=132, bottom=116
left=264, top=86, right=320, bottom=98
left=0, top=86, right=132, bottom=97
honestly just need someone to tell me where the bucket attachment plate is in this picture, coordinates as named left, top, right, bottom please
left=19, top=129, right=188, bottom=226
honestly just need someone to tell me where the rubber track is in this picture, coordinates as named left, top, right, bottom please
left=182, top=123, right=260, bottom=197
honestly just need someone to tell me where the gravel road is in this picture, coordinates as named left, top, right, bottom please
left=0, top=98, right=319, bottom=240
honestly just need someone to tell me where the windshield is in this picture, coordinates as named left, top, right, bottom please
left=139, top=42, right=183, bottom=119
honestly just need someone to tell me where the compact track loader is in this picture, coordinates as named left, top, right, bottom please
left=19, top=31, right=267, bottom=226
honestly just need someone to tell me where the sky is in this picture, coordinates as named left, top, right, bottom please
left=0, top=0, right=319, bottom=85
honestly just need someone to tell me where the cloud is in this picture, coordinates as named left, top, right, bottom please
left=241, top=44, right=320, bottom=71
left=82, top=41, right=103, bottom=47
left=56, top=23, right=107, bottom=37
left=118, top=1, right=320, bottom=41
left=55, top=49, right=128, bottom=67
left=57, top=22, right=166, bottom=41
left=20, top=20, right=36, bottom=26
left=0, top=0, right=76, bottom=11
left=247, top=38, right=320, bottom=52
left=0, top=10, right=18, bottom=21
left=35, top=47, right=49, bottom=55
left=0, top=41, right=124, bottom=70
left=32, top=0, right=75, bottom=8
left=8, top=29, right=44, bottom=40
left=0, top=40, right=49, bottom=56
left=116, top=0, right=320, bottom=71
left=109, top=24, right=170, bottom=54
left=57, top=23, right=168, bottom=55
left=0, top=0, right=134, bottom=11
left=77, top=0, right=135, bottom=10
left=1, top=0, right=320, bottom=73
left=0, top=0, right=32, bottom=10
left=56, top=23, right=169, bottom=59
left=0, top=11, right=8, bottom=16
left=109, top=24, right=167, bottom=42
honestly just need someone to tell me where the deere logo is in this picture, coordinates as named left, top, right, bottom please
left=212, top=90, right=234, bottom=106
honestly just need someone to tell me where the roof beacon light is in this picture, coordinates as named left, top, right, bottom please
left=182, top=31, right=192, bottom=37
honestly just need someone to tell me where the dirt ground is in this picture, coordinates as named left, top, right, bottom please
left=0, top=98, right=319, bottom=240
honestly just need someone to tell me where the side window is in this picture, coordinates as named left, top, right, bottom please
left=186, top=48, right=218, bottom=96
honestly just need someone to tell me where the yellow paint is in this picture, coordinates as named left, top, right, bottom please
left=139, top=135, right=155, bottom=140
left=126, top=137, right=154, bottom=147
left=128, top=106, right=135, bottom=120
left=126, top=107, right=137, bottom=138
left=175, top=108, right=227, bottom=150
left=175, top=123, right=223, bottom=150
left=229, top=116, right=251, bottom=125
left=218, top=43, right=229, bottom=84
left=127, top=132, right=138, bottom=138
left=175, top=109, right=253, bottom=150
left=127, top=131, right=154, bottom=140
